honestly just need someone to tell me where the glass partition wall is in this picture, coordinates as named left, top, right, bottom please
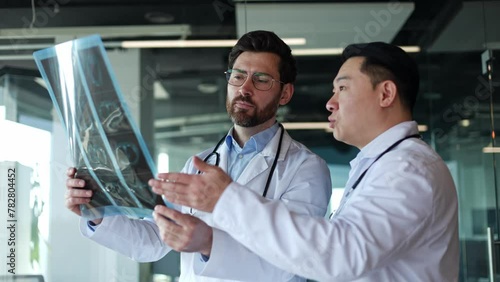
left=419, top=2, right=500, bottom=280
left=2, top=1, right=500, bottom=282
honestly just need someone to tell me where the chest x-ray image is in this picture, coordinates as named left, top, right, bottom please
left=33, top=35, right=170, bottom=220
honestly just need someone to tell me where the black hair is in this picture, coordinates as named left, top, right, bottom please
left=342, top=42, right=419, bottom=112
left=228, top=30, right=297, bottom=84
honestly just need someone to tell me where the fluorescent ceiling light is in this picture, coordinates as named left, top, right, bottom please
left=401, top=46, right=421, bottom=53
left=483, top=146, right=500, bottom=153
left=122, top=38, right=306, bottom=48
left=417, top=124, right=428, bottom=132
left=0, top=24, right=191, bottom=39
left=0, top=54, right=36, bottom=60
left=154, top=113, right=229, bottom=128
left=282, top=122, right=332, bottom=131
left=122, top=39, right=236, bottom=48
left=293, top=46, right=420, bottom=56
left=292, top=48, right=344, bottom=56
left=282, top=122, right=427, bottom=132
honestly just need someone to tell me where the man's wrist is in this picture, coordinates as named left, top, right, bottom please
left=200, top=228, right=213, bottom=257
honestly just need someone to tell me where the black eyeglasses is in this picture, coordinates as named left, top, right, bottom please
left=225, top=69, right=284, bottom=91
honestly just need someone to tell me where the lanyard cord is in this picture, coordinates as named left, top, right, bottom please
left=329, top=133, right=421, bottom=219
left=351, top=134, right=421, bottom=190
left=206, top=123, right=284, bottom=198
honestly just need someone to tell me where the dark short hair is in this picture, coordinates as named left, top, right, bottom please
left=341, top=42, right=419, bottom=112
left=228, top=30, right=297, bottom=84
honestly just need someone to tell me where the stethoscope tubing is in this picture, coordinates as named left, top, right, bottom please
left=198, top=123, right=285, bottom=198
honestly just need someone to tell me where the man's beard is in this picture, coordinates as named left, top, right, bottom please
left=226, top=95, right=280, bottom=127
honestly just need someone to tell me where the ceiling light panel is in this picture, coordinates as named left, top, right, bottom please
left=236, top=3, right=415, bottom=49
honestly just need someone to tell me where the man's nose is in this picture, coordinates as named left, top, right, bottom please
left=326, top=95, right=338, bottom=112
left=238, top=76, right=254, bottom=95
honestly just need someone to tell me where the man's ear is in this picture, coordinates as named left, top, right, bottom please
left=279, top=83, right=294, bottom=105
left=378, top=80, right=397, bottom=108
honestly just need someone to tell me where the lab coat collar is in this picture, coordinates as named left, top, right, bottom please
left=353, top=121, right=419, bottom=162
left=225, top=123, right=280, bottom=153
left=236, top=126, right=291, bottom=185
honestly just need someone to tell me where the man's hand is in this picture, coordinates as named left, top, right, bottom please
left=153, top=205, right=213, bottom=256
left=65, top=167, right=102, bottom=224
left=149, top=156, right=232, bottom=212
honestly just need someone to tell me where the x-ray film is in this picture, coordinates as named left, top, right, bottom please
left=33, top=34, right=170, bottom=220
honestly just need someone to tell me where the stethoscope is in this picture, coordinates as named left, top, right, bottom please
left=197, top=123, right=285, bottom=198
left=330, top=133, right=421, bottom=218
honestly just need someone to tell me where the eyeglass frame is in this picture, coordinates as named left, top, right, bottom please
left=224, top=69, right=285, bottom=91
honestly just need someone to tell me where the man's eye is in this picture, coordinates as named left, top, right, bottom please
left=233, top=75, right=245, bottom=80
left=339, top=86, right=346, bottom=91
left=255, top=76, right=271, bottom=83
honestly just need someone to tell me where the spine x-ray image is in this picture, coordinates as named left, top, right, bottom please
left=33, top=35, right=169, bottom=219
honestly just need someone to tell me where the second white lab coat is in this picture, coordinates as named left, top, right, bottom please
left=209, top=121, right=459, bottom=282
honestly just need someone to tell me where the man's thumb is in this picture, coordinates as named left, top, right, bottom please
left=193, top=156, right=212, bottom=173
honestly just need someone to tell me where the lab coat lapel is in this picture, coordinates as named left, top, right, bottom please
left=237, top=153, right=270, bottom=186
left=236, top=127, right=289, bottom=187
left=218, top=142, right=230, bottom=173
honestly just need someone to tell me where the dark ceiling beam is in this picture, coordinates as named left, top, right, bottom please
left=392, top=0, right=463, bottom=49
left=417, top=0, right=463, bottom=50
left=0, top=3, right=235, bottom=37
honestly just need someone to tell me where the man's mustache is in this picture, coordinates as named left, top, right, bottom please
left=232, top=96, right=254, bottom=106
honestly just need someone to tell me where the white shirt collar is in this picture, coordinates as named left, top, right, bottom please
left=350, top=121, right=419, bottom=168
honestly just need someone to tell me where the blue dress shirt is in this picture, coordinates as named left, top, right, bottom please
left=225, top=123, right=279, bottom=180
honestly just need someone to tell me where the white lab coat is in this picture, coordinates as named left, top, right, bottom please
left=80, top=128, right=332, bottom=282
left=210, top=121, right=459, bottom=282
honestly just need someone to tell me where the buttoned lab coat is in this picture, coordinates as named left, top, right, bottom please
left=209, top=121, right=459, bottom=282
left=80, top=128, right=332, bottom=282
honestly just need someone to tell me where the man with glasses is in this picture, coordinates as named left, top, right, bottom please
left=65, top=30, right=332, bottom=281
